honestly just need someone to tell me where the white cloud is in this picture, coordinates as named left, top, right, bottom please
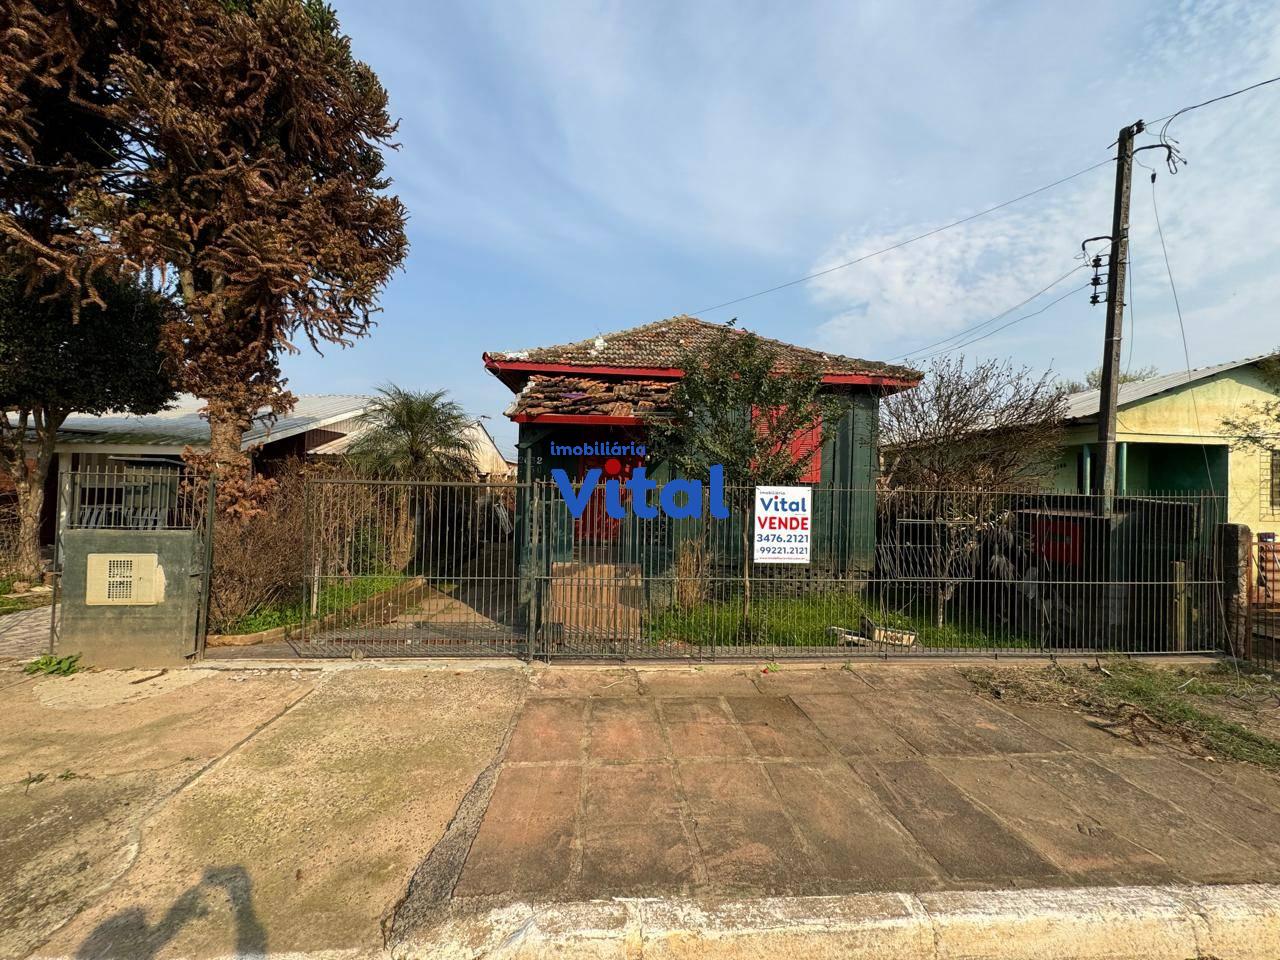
left=805, top=0, right=1280, bottom=376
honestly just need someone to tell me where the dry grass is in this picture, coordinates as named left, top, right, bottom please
left=964, top=658, right=1280, bottom=769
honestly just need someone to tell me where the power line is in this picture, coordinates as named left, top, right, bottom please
left=892, top=262, right=1090, bottom=363
left=689, top=158, right=1115, bottom=315
left=1147, top=74, right=1280, bottom=128
left=907, top=280, right=1091, bottom=363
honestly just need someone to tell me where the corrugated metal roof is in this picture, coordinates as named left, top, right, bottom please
left=56, top=394, right=372, bottom=449
left=1061, top=357, right=1265, bottom=421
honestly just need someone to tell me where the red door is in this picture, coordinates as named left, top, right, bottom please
left=577, top=454, right=642, bottom=542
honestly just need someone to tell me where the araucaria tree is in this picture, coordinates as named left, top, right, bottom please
left=880, top=355, right=1065, bottom=626
left=648, top=324, right=844, bottom=636
left=0, top=273, right=176, bottom=580
left=0, top=0, right=408, bottom=508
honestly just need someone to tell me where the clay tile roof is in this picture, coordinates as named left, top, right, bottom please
left=488, top=315, right=919, bottom=380
left=506, top=376, right=675, bottom=420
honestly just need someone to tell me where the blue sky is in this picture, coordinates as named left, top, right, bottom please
left=282, top=0, right=1280, bottom=456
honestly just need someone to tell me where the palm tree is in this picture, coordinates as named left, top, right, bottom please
left=347, top=386, right=479, bottom=480
left=347, top=386, right=480, bottom=571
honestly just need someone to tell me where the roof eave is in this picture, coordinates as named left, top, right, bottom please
left=484, top=355, right=921, bottom=395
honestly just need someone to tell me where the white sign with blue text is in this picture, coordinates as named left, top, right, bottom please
left=753, top=486, right=811, bottom=564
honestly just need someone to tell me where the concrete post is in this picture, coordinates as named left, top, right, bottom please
left=1218, top=523, right=1251, bottom=659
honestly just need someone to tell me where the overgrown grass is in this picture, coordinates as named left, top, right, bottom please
left=0, top=575, right=53, bottom=616
left=646, top=592, right=1033, bottom=649
left=966, top=658, right=1280, bottom=769
left=221, top=573, right=405, bottom=635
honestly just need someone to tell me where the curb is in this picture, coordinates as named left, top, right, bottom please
left=396, top=883, right=1280, bottom=959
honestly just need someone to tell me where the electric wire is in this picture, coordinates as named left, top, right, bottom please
left=688, top=159, right=1115, bottom=315
left=905, top=281, right=1092, bottom=363
left=891, top=262, right=1091, bottom=363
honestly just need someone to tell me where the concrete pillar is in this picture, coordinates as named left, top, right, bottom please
left=1218, top=523, right=1251, bottom=659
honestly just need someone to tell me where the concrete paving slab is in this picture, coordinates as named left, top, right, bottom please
left=989, top=702, right=1148, bottom=755
left=635, top=668, right=761, bottom=698
left=688, top=808, right=817, bottom=895
left=577, top=820, right=697, bottom=896
left=528, top=667, right=641, bottom=699
left=454, top=814, right=575, bottom=898
left=484, top=763, right=582, bottom=823
left=1, top=670, right=314, bottom=960
left=927, top=756, right=1176, bottom=883
left=505, top=697, right=586, bottom=762
left=582, top=762, right=682, bottom=824
left=1017, top=754, right=1272, bottom=882
left=586, top=699, right=666, bottom=762
left=664, top=719, right=755, bottom=758
left=790, top=693, right=921, bottom=759
left=753, top=666, right=870, bottom=695
left=726, top=695, right=834, bottom=758
left=765, top=761, right=942, bottom=886
left=854, top=692, right=1006, bottom=757
left=856, top=759, right=1059, bottom=882
left=676, top=759, right=783, bottom=821
left=927, top=693, right=1068, bottom=755
left=657, top=696, right=733, bottom=723
left=853, top=664, right=973, bottom=691
left=1092, top=755, right=1280, bottom=856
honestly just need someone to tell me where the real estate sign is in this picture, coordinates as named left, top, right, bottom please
left=753, top=486, right=811, bottom=564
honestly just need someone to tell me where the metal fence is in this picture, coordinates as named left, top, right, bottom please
left=294, top=477, right=1228, bottom=661
left=1250, top=532, right=1280, bottom=667
left=296, top=479, right=525, bottom=656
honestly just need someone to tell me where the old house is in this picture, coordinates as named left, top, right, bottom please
left=484, top=316, right=919, bottom=582
left=1053, top=356, right=1279, bottom=537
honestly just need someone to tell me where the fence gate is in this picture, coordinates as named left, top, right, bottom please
left=296, top=479, right=528, bottom=657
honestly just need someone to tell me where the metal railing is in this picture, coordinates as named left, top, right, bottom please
left=297, top=479, right=526, bottom=657
left=61, top=467, right=209, bottom=531
left=295, top=477, right=1228, bottom=661
left=1251, top=532, right=1280, bottom=667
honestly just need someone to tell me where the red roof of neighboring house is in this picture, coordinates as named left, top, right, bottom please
left=486, top=315, right=920, bottom=423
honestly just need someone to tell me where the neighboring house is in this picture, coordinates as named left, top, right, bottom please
left=483, top=315, right=920, bottom=569
left=42, top=394, right=376, bottom=542
left=309, top=419, right=515, bottom=480
left=1052, top=356, right=1279, bottom=536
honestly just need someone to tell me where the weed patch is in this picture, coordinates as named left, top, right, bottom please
left=24, top=653, right=81, bottom=676
left=965, top=658, right=1280, bottom=769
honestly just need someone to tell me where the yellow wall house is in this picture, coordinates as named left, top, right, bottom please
left=1053, top=357, right=1280, bottom=537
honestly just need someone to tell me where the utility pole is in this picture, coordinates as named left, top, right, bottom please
left=1095, top=119, right=1143, bottom=516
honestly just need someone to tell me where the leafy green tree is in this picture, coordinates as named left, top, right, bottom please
left=0, top=0, right=408, bottom=509
left=0, top=273, right=177, bottom=579
left=648, top=324, right=844, bottom=635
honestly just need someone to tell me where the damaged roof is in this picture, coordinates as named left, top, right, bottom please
left=485, top=315, right=920, bottom=380
left=505, top=376, right=674, bottom=422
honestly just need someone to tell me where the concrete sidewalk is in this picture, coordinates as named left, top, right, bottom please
left=6, top=658, right=1280, bottom=960
left=391, top=661, right=1280, bottom=956
left=403, top=664, right=1280, bottom=904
